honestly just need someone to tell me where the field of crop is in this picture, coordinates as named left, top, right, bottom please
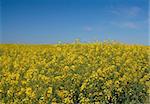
left=0, top=42, right=150, bottom=104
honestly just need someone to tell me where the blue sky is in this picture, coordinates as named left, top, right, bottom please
left=0, top=0, right=149, bottom=45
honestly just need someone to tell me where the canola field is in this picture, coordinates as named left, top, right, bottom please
left=0, top=42, right=150, bottom=104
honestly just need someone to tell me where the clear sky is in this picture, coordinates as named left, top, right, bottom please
left=0, top=0, right=149, bottom=45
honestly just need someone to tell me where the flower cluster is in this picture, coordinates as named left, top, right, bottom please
left=0, top=42, right=149, bottom=103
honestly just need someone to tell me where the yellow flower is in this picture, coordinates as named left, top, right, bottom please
left=0, top=42, right=149, bottom=103
left=63, top=66, right=70, bottom=71
left=25, top=87, right=32, bottom=96
left=47, top=87, right=53, bottom=94
left=106, top=80, right=113, bottom=87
